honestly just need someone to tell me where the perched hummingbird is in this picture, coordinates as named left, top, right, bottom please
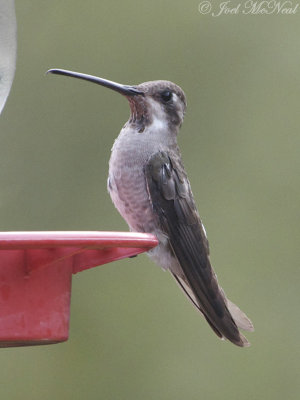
left=48, top=68, right=254, bottom=347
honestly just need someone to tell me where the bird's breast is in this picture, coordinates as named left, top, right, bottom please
left=108, top=132, right=159, bottom=233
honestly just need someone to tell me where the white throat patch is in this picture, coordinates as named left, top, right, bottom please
left=147, top=98, right=169, bottom=132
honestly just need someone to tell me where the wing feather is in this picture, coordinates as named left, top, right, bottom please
left=145, top=150, right=250, bottom=347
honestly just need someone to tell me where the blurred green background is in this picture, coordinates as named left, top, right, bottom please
left=0, top=0, right=299, bottom=399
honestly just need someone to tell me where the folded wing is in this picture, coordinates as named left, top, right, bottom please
left=144, top=150, right=252, bottom=347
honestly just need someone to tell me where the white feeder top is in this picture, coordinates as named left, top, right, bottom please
left=0, top=0, right=16, bottom=115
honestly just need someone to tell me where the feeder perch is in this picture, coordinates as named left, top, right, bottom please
left=0, top=231, right=158, bottom=348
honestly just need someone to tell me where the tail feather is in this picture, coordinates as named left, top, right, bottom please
left=226, top=299, right=254, bottom=332
left=171, top=272, right=253, bottom=346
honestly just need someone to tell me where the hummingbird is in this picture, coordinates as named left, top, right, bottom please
left=48, top=68, right=254, bottom=347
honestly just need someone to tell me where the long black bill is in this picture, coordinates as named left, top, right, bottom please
left=47, top=68, right=144, bottom=96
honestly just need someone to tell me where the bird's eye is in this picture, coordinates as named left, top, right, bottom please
left=161, top=90, right=172, bottom=102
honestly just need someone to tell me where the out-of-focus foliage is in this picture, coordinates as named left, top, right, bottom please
left=0, top=1, right=299, bottom=399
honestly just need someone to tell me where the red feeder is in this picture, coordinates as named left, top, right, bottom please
left=0, top=231, right=158, bottom=347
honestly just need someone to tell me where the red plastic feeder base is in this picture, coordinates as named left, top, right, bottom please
left=0, top=231, right=158, bottom=348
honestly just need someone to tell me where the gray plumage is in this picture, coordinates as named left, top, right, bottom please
left=48, top=69, right=254, bottom=347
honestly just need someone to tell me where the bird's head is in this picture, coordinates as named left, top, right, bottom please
left=47, top=69, right=187, bottom=134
